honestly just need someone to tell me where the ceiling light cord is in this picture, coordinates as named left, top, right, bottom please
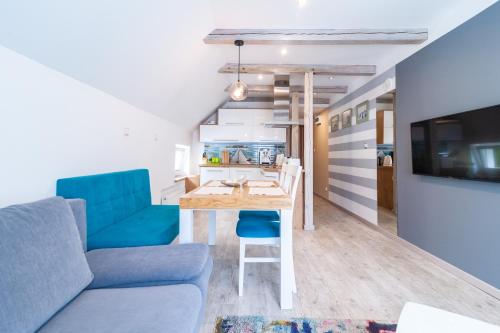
left=237, top=44, right=241, bottom=82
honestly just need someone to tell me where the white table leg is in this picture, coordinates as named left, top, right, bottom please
left=280, top=208, right=293, bottom=310
left=179, top=209, right=194, bottom=243
left=208, top=210, right=216, bottom=245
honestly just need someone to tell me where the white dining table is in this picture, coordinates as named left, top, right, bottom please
left=178, top=181, right=295, bottom=309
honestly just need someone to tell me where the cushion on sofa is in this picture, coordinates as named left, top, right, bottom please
left=85, top=243, right=209, bottom=289
left=86, top=205, right=179, bottom=250
left=67, top=199, right=87, bottom=251
left=0, top=197, right=93, bottom=333
left=56, top=169, right=152, bottom=236
left=37, top=285, right=202, bottom=333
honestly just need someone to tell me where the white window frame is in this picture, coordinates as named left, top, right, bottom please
left=175, top=144, right=191, bottom=177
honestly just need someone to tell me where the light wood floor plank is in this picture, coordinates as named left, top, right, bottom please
left=190, top=196, right=500, bottom=332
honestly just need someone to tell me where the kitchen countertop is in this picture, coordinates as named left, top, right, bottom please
left=200, top=164, right=281, bottom=172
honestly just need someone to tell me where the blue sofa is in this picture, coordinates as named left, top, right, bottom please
left=0, top=197, right=212, bottom=333
left=56, top=169, right=179, bottom=250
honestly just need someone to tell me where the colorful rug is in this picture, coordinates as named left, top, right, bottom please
left=214, top=316, right=397, bottom=333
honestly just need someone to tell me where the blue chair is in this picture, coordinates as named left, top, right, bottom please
left=237, top=163, right=302, bottom=297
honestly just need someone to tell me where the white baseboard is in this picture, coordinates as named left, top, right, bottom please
left=387, top=231, right=500, bottom=301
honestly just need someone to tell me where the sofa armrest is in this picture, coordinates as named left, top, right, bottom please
left=85, top=243, right=211, bottom=290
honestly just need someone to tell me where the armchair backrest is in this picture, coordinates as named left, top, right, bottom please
left=57, top=169, right=152, bottom=237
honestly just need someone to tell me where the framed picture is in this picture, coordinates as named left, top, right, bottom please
left=356, top=101, right=369, bottom=124
left=342, top=109, right=352, bottom=129
left=330, top=115, right=340, bottom=132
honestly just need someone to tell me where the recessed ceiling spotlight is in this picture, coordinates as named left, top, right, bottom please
left=281, top=47, right=288, bottom=56
left=329, top=76, right=334, bottom=80
left=258, top=74, right=264, bottom=80
left=298, top=0, right=307, bottom=8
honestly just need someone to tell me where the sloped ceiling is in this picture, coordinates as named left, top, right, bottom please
left=0, top=0, right=496, bottom=129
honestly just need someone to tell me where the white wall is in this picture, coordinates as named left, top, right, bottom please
left=0, top=46, right=190, bottom=207
left=190, top=129, right=204, bottom=175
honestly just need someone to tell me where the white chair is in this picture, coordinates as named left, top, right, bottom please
left=236, top=163, right=302, bottom=297
left=238, top=158, right=294, bottom=221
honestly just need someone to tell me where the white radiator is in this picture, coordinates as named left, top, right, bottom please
left=160, top=181, right=186, bottom=205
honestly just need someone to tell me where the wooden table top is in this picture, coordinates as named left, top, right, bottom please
left=179, top=181, right=292, bottom=210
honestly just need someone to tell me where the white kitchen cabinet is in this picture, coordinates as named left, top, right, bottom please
left=200, top=125, right=285, bottom=143
left=260, top=170, right=280, bottom=181
left=383, top=110, right=394, bottom=144
left=251, top=109, right=275, bottom=126
left=200, top=167, right=280, bottom=184
left=229, top=167, right=262, bottom=180
left=218, top=109, right=273, bottom=126
left=200, top=167, right=230, bottom=185
left=200, top=125, right=252, bottom=143
left=253, top=127, right=287, bottom=143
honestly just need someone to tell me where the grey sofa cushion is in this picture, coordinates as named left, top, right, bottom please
left=0, top=197, right=93, bottom=333
left=38, top=285, right=202, bottom=333
left=66, top=199, right=87, bottom=251
left=85, top=243, right=209, bottom=289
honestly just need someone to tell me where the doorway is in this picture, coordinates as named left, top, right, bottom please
left=376, top=92, right=397, bottom=235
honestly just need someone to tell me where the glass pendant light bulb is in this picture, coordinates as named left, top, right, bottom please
left=229, top=80, right=248, bottom=101
left=229, top=40, right=248, bottom=101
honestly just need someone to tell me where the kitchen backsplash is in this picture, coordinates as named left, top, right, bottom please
left=204, top=143, right=286, bottom=165
left=377, top=144, right=394, bottom=155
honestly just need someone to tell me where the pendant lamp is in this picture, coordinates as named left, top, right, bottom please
left=228, top=40, right=248, bottom=101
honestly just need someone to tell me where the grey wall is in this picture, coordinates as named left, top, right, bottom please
left=395, top=2, right=500, bottom=288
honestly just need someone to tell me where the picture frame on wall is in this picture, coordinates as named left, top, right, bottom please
left=356, top=101, right=370, bottom=124
left=330, top=115, right=340, bottom=132
left=342, top=109, right=352, bottom=129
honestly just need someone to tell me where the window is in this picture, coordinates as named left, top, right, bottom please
left=175, top=144, right=190, bottom=177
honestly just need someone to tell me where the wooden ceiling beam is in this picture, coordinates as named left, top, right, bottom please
left=224, top=96, right=330, bottom=105
left=224, top=84, right=348, bottom=94
left=292, top=85, right=348, bottom=94
left=219, top=63, right=376, bottom=76
left=205, top=29, right=428, bottom=45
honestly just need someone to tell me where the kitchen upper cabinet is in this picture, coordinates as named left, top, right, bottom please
left=200, top=125, right=286, bottom=143
left=200, top=125, right=252, bottom=142
left=200, top=109, right=285, bottom=143
left=253, top=126, right=286, bottom=143
left=218, top=109, right=273, bottom=126
left=376, top=110, right=394, bottom=145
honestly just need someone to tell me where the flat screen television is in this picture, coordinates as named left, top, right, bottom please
left=411, top=104, right=500, bottom=183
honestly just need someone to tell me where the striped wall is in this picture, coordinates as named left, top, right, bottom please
left=328, top=112, right=378, bottom=223
left=326, top=67, right=396, bottom=224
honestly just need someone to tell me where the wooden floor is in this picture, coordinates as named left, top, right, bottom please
left=193, top=195, right=500, bottom=332
left=378, top=206, right=397, bottom=235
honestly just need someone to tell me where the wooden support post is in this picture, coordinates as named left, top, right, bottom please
left=291, top=92, right=300, bottom=158
left=303, top=72, right=315, bottom=231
